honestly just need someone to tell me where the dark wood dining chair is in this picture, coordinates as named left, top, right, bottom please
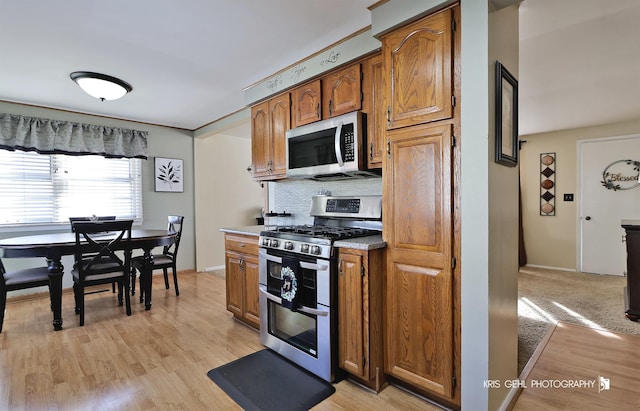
left=71, top=219, right=133, bottom=326
left=131, top=215, right=184, bottom=301
left=0, top=259, right=51, bottom=333
left=69, top=216, right=118, bottom=292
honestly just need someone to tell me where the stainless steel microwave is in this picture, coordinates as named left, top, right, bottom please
left=285, top=111, right=379, bottom=180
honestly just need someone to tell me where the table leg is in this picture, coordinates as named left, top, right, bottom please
left=46, top=257, right=64, bottom=331
left=141, top=248, right=154, bottom=310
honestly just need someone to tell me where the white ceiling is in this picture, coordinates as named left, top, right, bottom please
left=0, top=1, right=376, bottom=131
left=519, top=0, right=640, bottom=135
left=1, top=1, right=638, bottom=136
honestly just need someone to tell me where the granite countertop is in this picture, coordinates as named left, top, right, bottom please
left=219, top=225, right=264, bottom=236
left=334, top=234, right=386, bottom=250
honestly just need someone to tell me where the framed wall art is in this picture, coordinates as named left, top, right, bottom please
left=495, top=61, right=519, bottom=167
left=540, top=153, right=556, bottom=216
left=155, top=157, right=184, bottom=192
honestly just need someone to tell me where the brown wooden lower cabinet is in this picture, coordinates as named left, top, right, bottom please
left=224, top=233, right=260, bottom=329
left=337, top=247, right=386, bottom=392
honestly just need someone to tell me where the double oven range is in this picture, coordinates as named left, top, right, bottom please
left=258, top=195, right=382, bottom=382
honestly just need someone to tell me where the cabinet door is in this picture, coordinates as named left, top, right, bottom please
left=338, top=252, right=365, bottom=378
left=291, top=80, right=321, bottom=128
left=383, top=123, right=454, bottom=399
left=382, top=9, right=453, bottom=130
left=250, top=102, right=271, bottom=179
left=269, top=94, right=290, bottom=178
left=243, top=254, right=261, bottom=328
left=225, top=252, right=244, bottom=318
left=361, top=53, right=384, bottom=169
left=323, top=64, right=361, bottom=119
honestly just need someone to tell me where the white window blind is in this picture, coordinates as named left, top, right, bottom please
left=0, top=150, right=142, bottom=226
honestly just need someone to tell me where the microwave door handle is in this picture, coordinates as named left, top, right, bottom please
left=334, top=121, right=344, bottom=166
left=259, top=288, right=329, bottom=317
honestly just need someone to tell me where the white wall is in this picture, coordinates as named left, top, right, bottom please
left=194, top=126, right=265, bottom=271
left=520, top=118, right=640, bottom=271
left=488, top=4, right=520, bottom=410
left=0, top=101, right=196, bottom=291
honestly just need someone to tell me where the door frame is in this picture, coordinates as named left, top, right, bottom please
left=576, top=133, right=640, bottom=273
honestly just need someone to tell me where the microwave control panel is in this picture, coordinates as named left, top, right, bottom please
left=342, top=124, right=355, bottom=162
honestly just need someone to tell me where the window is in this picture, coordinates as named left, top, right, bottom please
left=0, top=150, right=143, bottom=227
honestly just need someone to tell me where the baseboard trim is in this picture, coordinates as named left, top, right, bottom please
left=204, top=265, right=225, bottom=272
left=501, top=322, right=558, bottom=411
left=523, top=264, right=576, bottom=272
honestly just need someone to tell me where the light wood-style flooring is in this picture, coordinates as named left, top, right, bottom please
left=0, top=271, right=438, bottom=411
left=513, top=321, right=640, bottom=410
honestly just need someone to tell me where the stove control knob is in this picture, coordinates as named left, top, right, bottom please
left=261, top=238, right=270, bottom=247
left=271, top=239, right=279, bottom=248
left=310, top=245, right=321, bottom=255
left=300, top=244, right=310, bottom=253
left=284, top=241, right=294, bottom=250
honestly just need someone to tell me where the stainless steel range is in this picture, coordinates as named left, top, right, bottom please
left=258, top=195, right=382, bottom=382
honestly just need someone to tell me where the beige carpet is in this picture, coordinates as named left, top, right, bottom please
left=518, top=267, right=640, bottom=374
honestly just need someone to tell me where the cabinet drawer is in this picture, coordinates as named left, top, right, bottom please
left=225, top=234, right=259, bottom=254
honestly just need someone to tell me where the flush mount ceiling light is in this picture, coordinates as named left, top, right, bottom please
left=70, top=71, right=132, bottom=101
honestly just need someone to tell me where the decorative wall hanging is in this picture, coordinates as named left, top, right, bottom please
left=540, top=153, right=556, bottom=216
left=495, top=61, right=519, bottom=167
left=601, top=159, right=640, bottom=191
left=155, top=157, right=183, bottom=192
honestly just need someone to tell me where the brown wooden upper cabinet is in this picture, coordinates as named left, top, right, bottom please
left=250, top=92, right=290, bottom=180
left=291, top=80, right=321, bottom=128
left=361, top=53, right=383, bottom=169
left=322, top=63, right=362, bottom=119
left=382, top=8, right=453, bottom=130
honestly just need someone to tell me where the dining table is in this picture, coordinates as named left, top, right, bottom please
left=0, top=229, right=177, bottom=331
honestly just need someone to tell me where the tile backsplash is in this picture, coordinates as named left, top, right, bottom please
left=267, top=177, right=382, bottom=226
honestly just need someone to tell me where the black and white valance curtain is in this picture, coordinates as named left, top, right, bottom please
left=0, top=113, right=148, bottom=159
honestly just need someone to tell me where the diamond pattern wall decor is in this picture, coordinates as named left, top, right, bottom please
left=540, top=152, right=556, bottom=216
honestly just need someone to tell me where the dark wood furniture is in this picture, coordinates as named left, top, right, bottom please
left=623, top=223, right=640, bottom=321
left=0, top=228, right=176, bottom=331
left=131, top=215, right=184, bottom=301
left=70, top=219, right=133, bottom=326
left=0, top=259, right=51, bottom=332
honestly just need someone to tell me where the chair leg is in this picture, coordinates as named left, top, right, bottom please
left=0, top=290, right=6, bottom=333
left=78, top=285, right=85, bottom=327
left=131, top=267, right=137, bottom=296
left=124, top=276, right=132, bottom=316
left=117, top=280, right=124, bottom=306
left=111, top=282, right=116, bottom=293
left=73, top=282, right=81, bottom=315
left=163, top=268, right=170, bottom=289
left=172, top=265, right=179, bottom=296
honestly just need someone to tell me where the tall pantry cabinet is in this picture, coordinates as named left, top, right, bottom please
left=381, top=5, right=461, bottom=408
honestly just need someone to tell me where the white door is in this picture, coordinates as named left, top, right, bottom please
left=580, top=136, right=640, bottom=276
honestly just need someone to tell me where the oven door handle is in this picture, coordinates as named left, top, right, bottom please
left=299, top=261, right=329, bottom=271
left=259, top=248, right=283, bottom=264
left=259, top=288, right=329, bottom=317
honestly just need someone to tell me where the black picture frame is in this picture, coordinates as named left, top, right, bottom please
left=154, top=157, right=184, bottom=192
left=495, top=61, right=519, bottom=167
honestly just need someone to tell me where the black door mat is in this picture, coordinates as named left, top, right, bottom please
left=207, top=349, right=335, bottom=411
